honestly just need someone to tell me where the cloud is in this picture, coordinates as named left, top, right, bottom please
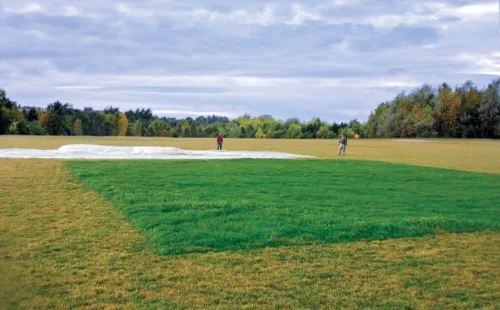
left=456, top=3, right=498, bottom=17
left=155, top=110, right=238, bottom=118
left=0, top=0, right=498, bottom=122
left=115, top=3, right=153, bottom=18
left=288, top=4, right=322, bottom=25
left=3, top=2, right=44, bottom=14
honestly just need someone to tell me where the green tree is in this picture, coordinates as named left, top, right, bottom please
left=146, top=120, right=170, bottom=137
left=255, top=126, right=266, bottom=138
left=285, top=123, right=302, bottom=138
left=43, top=101, right=71, bottom=135
left=0, top=89, right=22, bottom=134
left=190, top=122, right=198, bottom=137
left=133, top=120, right=142, bottom=136
left=316, top=126, right=329, bottom=139
left=478, top=78, right=500, bottom=138
left=181, top=120, right=192, bottom=137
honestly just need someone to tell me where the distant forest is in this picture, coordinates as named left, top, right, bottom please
left=1, top=78, right=499, bottom=139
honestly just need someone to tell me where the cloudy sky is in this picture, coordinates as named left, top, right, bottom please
left=1, top=0, right=499, bottom=121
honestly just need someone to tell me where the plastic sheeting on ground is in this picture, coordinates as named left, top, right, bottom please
left=0, top=144, right=314, bottom=160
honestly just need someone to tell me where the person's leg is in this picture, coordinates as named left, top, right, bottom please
left=220, top=143, right=223, bottom=150
left=343, top=145, right=346, bottom=155
left=338, top=144, right=342, bottom=155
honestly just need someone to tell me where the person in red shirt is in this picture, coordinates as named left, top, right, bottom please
left=217, top=133, right=224, bottom=150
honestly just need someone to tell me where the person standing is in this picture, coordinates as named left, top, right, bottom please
left=217, top=133, right=224, bottom=150
left=338, top=133, right=347, bottom=156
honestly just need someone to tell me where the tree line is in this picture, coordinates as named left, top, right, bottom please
left=1, top=78, right=499, bottom=139
left=368, top=78, right=500, bottom=138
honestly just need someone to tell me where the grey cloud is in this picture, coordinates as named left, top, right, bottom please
left=0, top=0, right=498, bottom=122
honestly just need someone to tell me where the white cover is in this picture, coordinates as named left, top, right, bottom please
left=0, top=144, right=314, bottom=160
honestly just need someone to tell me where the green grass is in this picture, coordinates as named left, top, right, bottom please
left=2, top=159, right=499, bottom=309
left=67, top=159, right=500, bottom=255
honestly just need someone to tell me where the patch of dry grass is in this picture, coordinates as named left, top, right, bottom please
left=1, top=135, right=499, bottom=173
left=1, top=159, right=499, bottom=309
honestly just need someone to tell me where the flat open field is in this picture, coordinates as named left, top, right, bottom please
left=1, top=135, right=499, bottom=173
left=1, top=136, right=499, bottom=309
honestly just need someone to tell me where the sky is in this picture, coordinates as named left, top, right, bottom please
left=0, top=0, right=499, bottom=122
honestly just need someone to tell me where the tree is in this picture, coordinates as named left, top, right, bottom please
left=316, top=126, right=329, bottom=139
left=478, top=79, right=500, bottom=138
left=285, top=123, right=302, bottom=138
left=104, top=106, right=119, bottom=114
left=3, top=77, right=500, bottom=139
left=437, top=86, right=461, bottom=137
left=0, top=89, right=22, bottom=134
left=117, top=113, right=128, bottom=136
left=228, top=126, right=241, bottom=138
left=21, top=107, right=38, bottom=122
left=303, top=118, right=321, bottom=137
left=255, top=127, right=266, bottom=138
left=103, top=112, right=128, bottom=136
left=239, top=126, right=247, bottom=138
left=190, top=122, right=198, bottom=137
left=244, top=124, right=256, bottom=138
left=73, top=119, right=83, bottom=135
left=133, top=120, right=142, bottom=136
left=43, top=101, right=71, bottom=135
left=83, top=112, right=107, bottom=136
left=181, top=120, right=192, bottom=137
left=269, top=129, right=285, bottom=138
left=146, top=120, right=170, bottom=137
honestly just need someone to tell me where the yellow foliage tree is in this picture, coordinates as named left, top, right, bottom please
left=117, top=113, right=128, bottom=136
left=407, top=125, right=415, bottom=137
left=73, top=119, right=83, bottom=135
left=39, top=112, right=49, bottom=128
left=438, top=87, right=461, bottom=131
left=466, top=88, right=480, bottom=104
left=413, top=104, right=423, bottom=123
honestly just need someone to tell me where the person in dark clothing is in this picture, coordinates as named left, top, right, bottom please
left=217, top=133, right=224, bottom=150
left=338, top=133, right=347, bottom=155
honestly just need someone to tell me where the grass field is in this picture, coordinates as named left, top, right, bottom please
left=1, top=135, right=499, bottom=173
left=68, top=160, right=499, bottom=255
left=1, top=136, right=500, bottom=309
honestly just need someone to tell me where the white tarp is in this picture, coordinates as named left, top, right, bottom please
left=0, top=144, right=313, bottom=160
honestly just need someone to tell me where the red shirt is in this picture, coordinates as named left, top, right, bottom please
left=217, top=135, right=223, bottom=143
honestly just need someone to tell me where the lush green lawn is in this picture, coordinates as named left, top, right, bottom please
left=68, top=160, right=500, bottom=255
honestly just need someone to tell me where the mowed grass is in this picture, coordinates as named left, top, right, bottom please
left=1, top=160, right=499, bottom=309
left=67, top=160, right=500, bottom=255
left=2, top=137, right=500, bottom=308
left=1, top=135, right=499, bottom=173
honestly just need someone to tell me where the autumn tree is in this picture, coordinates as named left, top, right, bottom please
left=117, top=113, right=128, bottom=136
left=437, top=85, right=461, bottom=137
left=73, top=119, right=83, bottom=135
